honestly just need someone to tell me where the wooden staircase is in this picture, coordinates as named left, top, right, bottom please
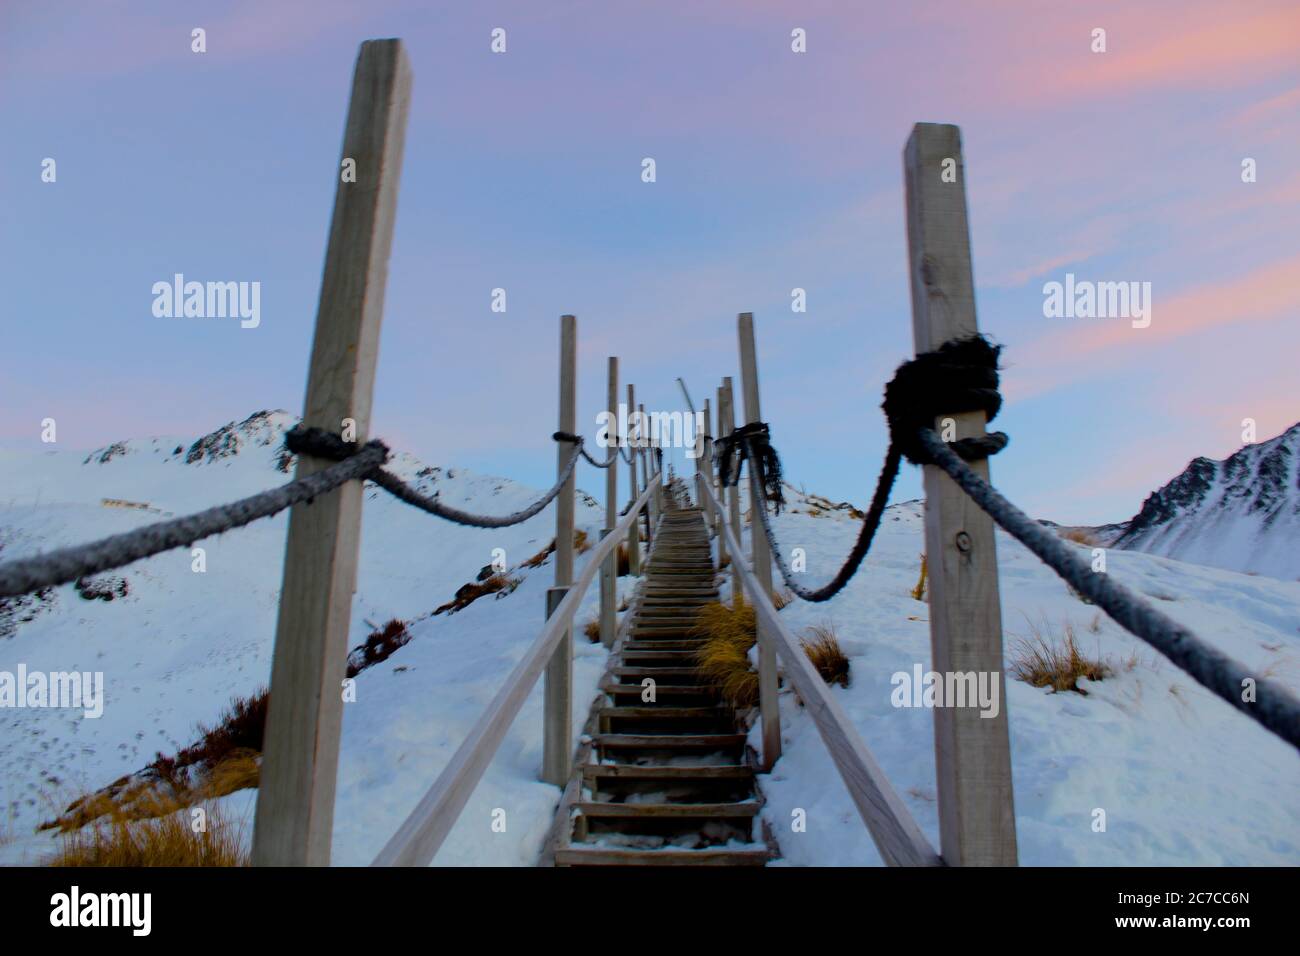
left=551, top=483, right=772, bottom=866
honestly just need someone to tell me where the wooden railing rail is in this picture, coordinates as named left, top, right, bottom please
left=372, top=473, right=663, bottom=866
left=697, top=477, right=942, bottom=867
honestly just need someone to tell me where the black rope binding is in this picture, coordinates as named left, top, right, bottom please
left=882, top=334, right=1009, bottom=465
left=714, top=422, right=786, bottom=513
left=553, top=430, right=619, bottom=469
left=738, top=334, right=1007, bottom=603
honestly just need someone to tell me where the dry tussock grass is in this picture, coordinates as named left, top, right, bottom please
left=47, top=805, right=247, bottom=867
left=1008, top=619, right=1110, bottom=694
left=691, top=600, right=758, bottom=708
left=44, top=690, right=267, bottom=834
left=1058, top=528, right=1099, bottom=547
left=800, top=624, right=850, bottom=688
left=433, top=573, right=521, bottom=615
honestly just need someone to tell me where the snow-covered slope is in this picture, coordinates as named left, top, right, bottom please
left=744, top=486, right=1300, bottom=866
left=0, top=411, right=620, bottom=865
left=1108, top=423, right=1300, bottom=581
left=2, top=414, right=1297, bottom=866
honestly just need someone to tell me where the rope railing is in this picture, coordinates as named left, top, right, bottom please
left=916, top=428, right=1300, bottom=750
left=373, top=473, right=663, bottom=866
left=0, top=425, right=637, bottom=598
left=697, top=474, right=942, bottom=866
left=714, top=337, right=1300, bottom=752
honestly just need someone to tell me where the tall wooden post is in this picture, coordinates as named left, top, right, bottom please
left=737, top=313, right=781, bottom=771
left=904, top=122, right=1017, bottom=865
left=625, top=383, right=641, bottom=576
left=720, top=380, right=743, bottom=608
left=715, top=386, right=729, bottom=571
left=543, top=314, right=577, bottom=786
left=638, top=402, right=655, bottom=544
left=700, top=397, right=713, bottom=527
left=252, top=40, right=411, bottom=867
left=599, top=357, right=619, bottom=648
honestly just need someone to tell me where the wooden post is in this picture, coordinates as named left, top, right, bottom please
left=904, top=122, right=1017, bottom=866
left=737, top=313, right=781, bottom=771
left=543, top=314, right=577, bottom=786
left=252, top=39, right=411, bottom=867
left=721, top=379, right=743, bottom=608
left=715, top=386, right=729, bottom=571
left=625, top=383, right=641, bottom=576
left=702, top=395, right=712, bottom=522
left=638, top=402, right=655, bottom=545
left=638, top=403, right=654, bottom=524
left=599, top=357, right=619, bottom=648
left=700, top=397, right=713, bottom=528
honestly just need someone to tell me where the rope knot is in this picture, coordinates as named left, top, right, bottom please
left=284, top=425, right=390, bottom=466
left=882, top=334, right=1009, bottom=465
left=714, top=421, right=786, bottom=514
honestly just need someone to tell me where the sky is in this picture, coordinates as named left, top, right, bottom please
left=1, top=0, right=1297, bottom=525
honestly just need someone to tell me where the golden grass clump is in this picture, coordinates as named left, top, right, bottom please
left=691, top=600, right=758, bottom=708
left=1058, top=528, right=1099, bottom=547
left=800, top=624, right=850, bottom=688
left=910, top=553, right=927, bottom=601
left=433, top=573, right=521, bottom=615
left=771, top=590, right=793, bottom=610
left=574, top=529, right=592, bottom=554
left=583, top=618, right=601, bottom=642
left=43, top=690, right=267, bottom=834
left=1009, top=619, right=1110, bottom=694
left=520, top=541, right=554, bottom=569
left=47, top=805, right=247, bottom=867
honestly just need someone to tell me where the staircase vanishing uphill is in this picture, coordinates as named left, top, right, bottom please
left=553, top=482, right=772, bottom=866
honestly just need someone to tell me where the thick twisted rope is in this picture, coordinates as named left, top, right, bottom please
left=553, top=430, right=619, bottom=469
left=917, top=428, right=1300, bottom=751
left=0, top=441, right=389, bottom=599
left=0, top=426, right=601, bottom=598
left=728, top=336, right=1006, bottom=603
left=290, top=427, right=584, bottom=529
left=749, top=442, right=903, bottom=602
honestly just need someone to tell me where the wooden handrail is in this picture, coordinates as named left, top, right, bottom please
left=697, top=478, right=943, bottom=867
left=372, top=473, right=663, bottom=866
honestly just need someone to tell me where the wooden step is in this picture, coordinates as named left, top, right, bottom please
left=602, top=683, right=717, bottom=703
left=620, top=649, right=704, bottom=662
left=583, top=764, right=752, bottom=782
left=623, top=642, right=704, bottom=653
left=576, top=800, right=758, bottom=818
left=612, top=667, right=705, bottom=681
left=555, top=846, right=769, bottom=867
left=593, top=733, right=744, bottom=751
left=597, top=706, right=724, bottom=721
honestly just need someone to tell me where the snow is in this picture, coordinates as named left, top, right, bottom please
left=740, top=489, right=1300, bottom=866
left=0, top=412, right=617, bottom=865
left=1111, top=422, right=1300, bottom=581
left=2, top=411, right=1297, bottom=866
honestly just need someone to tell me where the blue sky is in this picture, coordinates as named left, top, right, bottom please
left=2, top=0, right=1297, bottom=524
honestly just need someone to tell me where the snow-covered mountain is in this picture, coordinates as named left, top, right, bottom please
left=2, top=412, right=1298, bottom=866
left=0, top=410, right=617, bottom=865
left=1108, top=423, right=1300, bottom=580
